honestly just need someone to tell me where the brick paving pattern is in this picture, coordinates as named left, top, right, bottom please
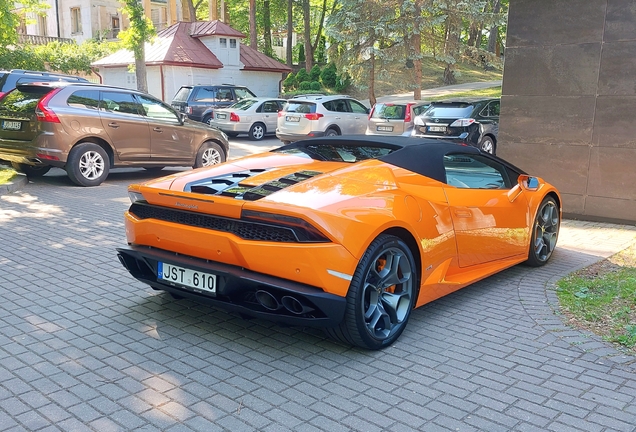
left=1, top=169, right=635, bottom=431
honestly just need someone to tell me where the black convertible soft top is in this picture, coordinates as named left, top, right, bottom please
left=277, top=135, right=525, bottom=184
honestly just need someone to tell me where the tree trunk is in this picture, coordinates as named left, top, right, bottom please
left=368, top=52, right=376, bottom=107
left=263, top=0, right=272, bottom=56
left=311, top=0, right=328, bottom=56
left=488, top=0, right=501, bottom=53
left=413, top=32, right=421, bottom=100
left=286, top=0, right=293, bottom=66
left=135, top=45, right=148, bottom=93
left=249, top=0, right=257, bottom=48
left=443, top=64, right=456, bottom=85
left=302, top=0, right=313, bottom=72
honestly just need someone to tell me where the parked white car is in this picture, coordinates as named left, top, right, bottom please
left=209, top=97, right=286, bottom=140
left=276, top=94, right=370, bottom=144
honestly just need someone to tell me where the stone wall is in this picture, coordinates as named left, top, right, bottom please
left=499, top=0, right=636, bottom=224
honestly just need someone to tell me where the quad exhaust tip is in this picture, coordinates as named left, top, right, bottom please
left=255, top=290, right=315, bottom=315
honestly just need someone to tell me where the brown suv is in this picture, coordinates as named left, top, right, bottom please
left=0, top=82, right=230, bottom=186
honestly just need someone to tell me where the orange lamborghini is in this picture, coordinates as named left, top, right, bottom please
left=117, top=136, right=561, bottom=349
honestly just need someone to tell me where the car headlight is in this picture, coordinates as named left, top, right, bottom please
left=128, top=191, right=145, bottom=204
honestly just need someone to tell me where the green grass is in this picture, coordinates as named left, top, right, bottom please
left=433, top=86, right=502, bottom=100
left=0, top=166, right=17, bottom=185
left=557, top=244, right=636, bottom=353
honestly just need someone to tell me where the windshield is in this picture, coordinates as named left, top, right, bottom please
left=422, top=104, right=474, bottom=118
left=275, top=143, right=395, bottom=163
left=235, top=88, right=256, bottom=99
left=172, top=87, right=192, bottom=102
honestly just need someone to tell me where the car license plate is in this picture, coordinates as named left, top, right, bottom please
left=428, top=125, right=446, bottom=132
left=286, top=115, right=300, bottom=122
left=216, top=113, right=226, bottom=119
left=377, top=125, right=393, bottom=132
left=1, top=120, right=21, bottom=131
left=158, top=262, right=217, bottom=293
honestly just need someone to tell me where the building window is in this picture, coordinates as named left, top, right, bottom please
left=71, top=7, right=82, bottom=34
left=17, top=16, right=26, bottom=34
left=38, top=15, right=48, bottom=36
left=273, top=37, right=283, bottom=47
left=220, top=38, right=227, bottom=48
left=230, top=39, right=236, bottom=48
left=111, top=16, right=120, bottom=38
left=126, top=74, right=137, bottom=85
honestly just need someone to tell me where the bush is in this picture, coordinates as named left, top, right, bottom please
left=283, top=72, right=297, bottom=91
left=320, top=63, right=337, bottom=88
left=296, top=68, right=309, bottom=83
left=309, top=65, right=321, bottom=81
left=299, top=81, right=312, bottom=90
left=309, top=81, right=322, bottom=91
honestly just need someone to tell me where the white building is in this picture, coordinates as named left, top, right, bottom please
left=91, top=20, right=291, bottom=101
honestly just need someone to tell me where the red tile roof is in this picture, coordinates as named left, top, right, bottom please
left=92, top=21, right=290, bottom=73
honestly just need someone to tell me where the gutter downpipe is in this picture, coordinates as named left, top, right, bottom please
left=91, top=67, right=104, bottom=84
left=160, top=65, right=165, bottom=101
left=55, top=0, right=61, bottom=38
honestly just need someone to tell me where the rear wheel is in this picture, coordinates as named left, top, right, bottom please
left=66, top=143, right=110, bottom=187
left=525, top=196, right=560, bottom=267
left=479, top=136, right=496, bottom=154
left=249, top=123, right=266, bottom=140
left=193, top=142, right=225, bottom=168
left=325, top=128, right=339, bottom=137
left=204, top=116, right=213, bottom=126
left=10, top=162, right=51, bottom=177
left=326, top=234, right=418, bottom=350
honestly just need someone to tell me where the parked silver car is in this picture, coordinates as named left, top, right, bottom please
left=209, top=97, right=286, bottom=140
left=366, top=100, right=430, bottom=136
left=276, top=94, right=370, bottom=144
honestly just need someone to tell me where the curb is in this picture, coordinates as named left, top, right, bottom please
left=0, top=172, right=28, bottom=196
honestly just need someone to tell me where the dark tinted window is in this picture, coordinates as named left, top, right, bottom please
left=444, top=154, right=510, bottom=189
left=261, top=100, right=280, bottom=113
left=194, top=87, right=218, bottom=101
left=0, top=87, right=52, bottom=113
left=481, top=101, right=500, bottom=117
left=67, top=90, right=100, bottom=110
left=100, top=92, right=141, bottom=116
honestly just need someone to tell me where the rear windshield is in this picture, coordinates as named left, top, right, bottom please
left=371, top=103, right=406, bottom=120
left=0, top=87, right=52, bottom=114
left=422, top=104, right=474, bottom=118
left=275, top=143, right=395, bottom=163
left=284, top=102, right=316, bottom=114
left=172, top=87, right=192, bottom=102
left=230, top=99, right=258, bottom=110
left=235, top=88, right=256, bottom=99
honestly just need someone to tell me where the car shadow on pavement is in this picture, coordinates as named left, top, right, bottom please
left=30, top=167, right=191, bottom=187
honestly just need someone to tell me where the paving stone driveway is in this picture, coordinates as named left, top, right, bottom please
left=1, top=169, right=635, bottom=432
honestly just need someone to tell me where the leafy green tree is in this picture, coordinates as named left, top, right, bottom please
left=309, top=64, right=321, bottom=81
left=0, top=0, right=48, bottom=47
left=320, top=63, right=337, bottom=88
left=296, top=68, right=309, bottom=83
left=119, top=0, right=156, bottom=93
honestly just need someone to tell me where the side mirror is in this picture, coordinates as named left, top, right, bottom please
left=508, top=175, right=541, bottom=202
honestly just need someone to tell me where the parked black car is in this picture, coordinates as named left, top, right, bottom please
left=171, top=85, right=256, bottom=126
left=0, top=69, right=89, bottom=99
left=412, top=98, right=500, bottom=154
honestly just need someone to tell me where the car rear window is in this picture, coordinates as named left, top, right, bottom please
left=276, top=143, right=395, bottom=163
left=230, top=99, right=258, bottom=110
left=235, top=88, right=256, bottom=99
left=371, top=103, right=406, bottom=120
left=172, top=87, right=192, bottom=102
left=0, top=87, right=53, bottom=114
left=284, top=102, right=316, bottom=114
left=423, top=104, right=474, bottom=118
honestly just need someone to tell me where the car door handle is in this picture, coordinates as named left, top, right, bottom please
left=153, top=127, right=163, bottom=133
left=335, top=116, right=341, bottom=120
left=454, top=209, right=473, bottom=218
left=108, top=122, right=119, bottom=128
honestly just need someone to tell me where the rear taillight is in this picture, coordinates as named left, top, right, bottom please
left=368, top=106, right=375, bottom=120
left=304, top=113, right=324, bottom=121
left=229, top=112, right=240, bottom=122
left=404, top=103, right=413, bottom=123
left=187, top=107, right=193, bottom=114
left=35, top=88, right=63, bottom=123
left=278, top=110, right=284, bottom=117
left=0, top=91, right=5, bottom=101
left=449, top=118, right=475, bottom=127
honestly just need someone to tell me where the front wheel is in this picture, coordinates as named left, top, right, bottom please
left=193, top=142, right=225, bottom=168
left=326, top=234, right=418, bottom=349
left=525, top=196, right=560, bottom=267
left=10, top=162, right=51, bottom=177
left=66, top=143, right=110, bottom=187
left=249, top=123, right=266, bottom=140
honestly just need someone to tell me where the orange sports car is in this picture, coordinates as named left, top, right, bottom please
left=117, top=136, right=561, bottom=349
